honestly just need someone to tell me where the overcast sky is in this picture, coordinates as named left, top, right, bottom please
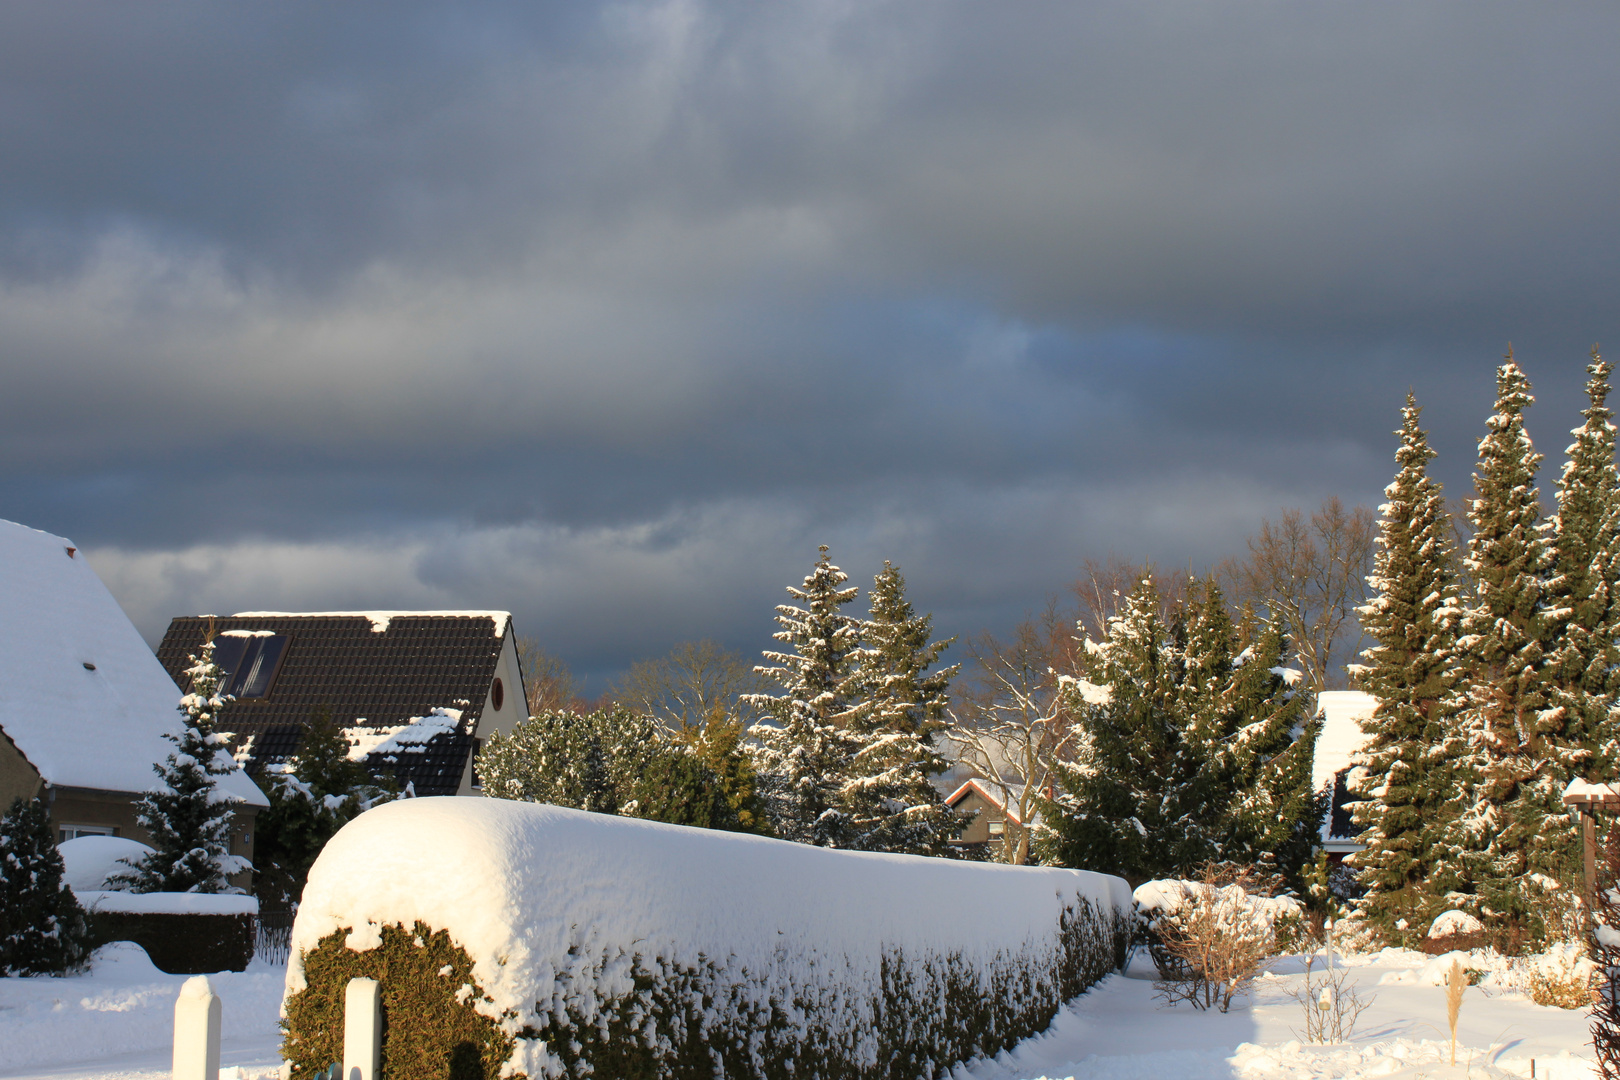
left=4, top=3, right=1617, bottom=689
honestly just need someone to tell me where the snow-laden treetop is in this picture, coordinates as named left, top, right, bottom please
left=0, top=517, right=265, bottom=804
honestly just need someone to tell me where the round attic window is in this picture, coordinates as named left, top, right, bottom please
left=491, top=677, right=504, bottom=712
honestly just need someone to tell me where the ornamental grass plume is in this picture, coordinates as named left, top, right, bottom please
left=1446, top=956, right=1466, bottom=1066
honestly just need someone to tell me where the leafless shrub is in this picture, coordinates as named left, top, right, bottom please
left=1287, top=951, right=1373, bottom=1044
left=1151, top=881, right=1276, bottom=1013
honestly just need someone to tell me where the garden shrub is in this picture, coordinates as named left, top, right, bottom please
left=282, top=798, right=1133, bottom=1080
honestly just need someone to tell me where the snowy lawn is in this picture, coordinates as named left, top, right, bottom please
left=0, top=943, right=1598, bottom=1079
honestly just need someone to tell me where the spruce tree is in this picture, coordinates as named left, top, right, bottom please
left=1442, top=357, right=1568, bottom=947
left=1348, top=394, right=1465, bottom=945
left=112, top=636, right=249, bottom=893
left=253, top=705, right=396, bottom=910
left=745, top=546, right=867, bottom=848
left=844, top=562, right=961, bottom=855
left=1042, top=575, right=1316, bottom=885
left=0, top=797, right=92, bottom=976
left=1546, top=350, right=1620, bottom=781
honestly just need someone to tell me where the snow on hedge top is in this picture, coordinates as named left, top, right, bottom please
left=0, top=518, right=265, bottom=805
left=231, top=610, right=510, bottom=635
left=77, top=890, right=259, bottom=915
left=59, top=835, right=155, bottom=892
left=1313, top=690, right=1377, bottom=794
left=289, top=797, right=1132, bottom=1021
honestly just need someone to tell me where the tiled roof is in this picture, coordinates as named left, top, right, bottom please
left=157, top=613, right=509, bottom=798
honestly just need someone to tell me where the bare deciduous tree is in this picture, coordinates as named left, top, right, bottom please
left=947, top=609, right=1080, bottom=865
left=516, top=638, right=579, bottom=716
left=611, top=639, right=771, bottom=733
left=1222, top=497, right=1376, bottom=693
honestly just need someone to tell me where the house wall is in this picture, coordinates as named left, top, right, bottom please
left=950, top=789, right=1004, bottom=846
left=49, top=785, right=260, bottom=890
left=0, top=732, right=44, bottom=809
left=458, top=629, right=529, bottom=796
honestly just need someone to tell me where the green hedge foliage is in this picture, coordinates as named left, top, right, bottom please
left=282, top=899, right=1127, bottom=1080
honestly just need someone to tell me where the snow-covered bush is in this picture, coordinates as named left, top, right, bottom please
left=0, top=796, right=92, bottom=975
left=283, top=798, right=1133, bottom=1080
left=1134, top=879, right=1302, bottom=1012
left=1517, top=943, right=1596, bottom=1009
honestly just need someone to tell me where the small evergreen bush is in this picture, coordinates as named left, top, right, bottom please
left=0, top=796, right=92, bottom=976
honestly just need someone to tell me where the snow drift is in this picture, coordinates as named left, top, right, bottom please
left=285, top=797, right=1133, bottom=1079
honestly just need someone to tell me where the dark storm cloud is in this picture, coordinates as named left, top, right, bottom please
left=2, top=2, right=1618, bottom=675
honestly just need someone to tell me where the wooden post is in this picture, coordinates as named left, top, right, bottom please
left=344, top=977, right=382, bottom=1080
left=1586, top=808, right=1599, bottom=938
left=172, top=975, right=222, bottom=1080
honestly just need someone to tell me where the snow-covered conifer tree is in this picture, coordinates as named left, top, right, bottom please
left=1546, top=350, right=1620, bottom=782
left=112, top=635, right=250, bottom=893
left=1441, top=357, right=1570, bottom=946
left=1043, top=576, right=1315, bottom=884
left=0, top=797, right=91, bottom=976
left=745, top=546, right=867, bottom=848
left=1348, top=394, right=1465, bottom=944
left=844, top=562, right=961, bottom=855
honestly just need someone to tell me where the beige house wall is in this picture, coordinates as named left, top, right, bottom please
left=50, top=785, right=260, bottom=891
left=950, top=788, right=1007, bottom=846
left=459, top=629, right=528, bottom=796
left=0, top=734, right=45, bottom=809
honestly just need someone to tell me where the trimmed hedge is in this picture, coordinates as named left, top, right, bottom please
left=90, top=911, right=255, bottom=974
left=283, top=922, right=509, bottom=1080
left=283, top=798, right=1133, bottom=1080
left=283, top=899, right=1125, bottom=1080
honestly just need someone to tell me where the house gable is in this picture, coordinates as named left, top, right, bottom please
left=157, top=611, right=521, bottom=798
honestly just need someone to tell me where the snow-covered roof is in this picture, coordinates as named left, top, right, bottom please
left=1312, top=690, right=1377, bottom=794
left=0, top=519, right=266, bottom=805
left=230, top=610, right=509, bottom=635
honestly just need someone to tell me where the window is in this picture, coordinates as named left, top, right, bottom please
left=59, top=824, right=115, bottom=843
left=491, top=677, right=504, bottom=713
left=987, top=820, right=1006, bottom=837
left=211, top=633, right=290, bottom=699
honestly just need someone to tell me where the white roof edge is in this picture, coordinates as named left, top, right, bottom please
left=230, top=610, right=511, bottom=635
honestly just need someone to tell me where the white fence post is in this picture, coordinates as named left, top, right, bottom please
left=343, top=977, right=382, bottom=1080
left=172, top=975, right=222, bottom=1080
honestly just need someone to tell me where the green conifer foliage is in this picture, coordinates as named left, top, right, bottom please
left=0, top=797, right=91, bottom=976
left=845, top=562, right=962, bottom=855
left=1348, top=394, right=1464, bottom=945
left=112, top=636, right=248, bottom=893
left=253, top=705, right=397, bottom=910
left=1444, top=357, right=1571, bottom=947
left=745, top=546, right=868, bottom=848
left=1546, top=350, right=1620, bottom=781
left=1041, top=576, right=1315, bottom=885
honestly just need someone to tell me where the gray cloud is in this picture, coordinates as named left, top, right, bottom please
left=3, top=2, right=1617, bottom=678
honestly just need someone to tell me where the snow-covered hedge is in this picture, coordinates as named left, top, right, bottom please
left=283, top=798, right=1133, bottom=1080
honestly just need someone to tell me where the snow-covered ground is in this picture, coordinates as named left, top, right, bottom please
left=0, top=943, right=1597, bottom=1079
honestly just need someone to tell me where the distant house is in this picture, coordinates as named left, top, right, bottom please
left=1314, top=690, right=1377, bottom=860
left=156, top=611, right=528, bottom=797
left=944, top=777, right=1024, bottom=853
left=0, top=519, right=267, bottom=884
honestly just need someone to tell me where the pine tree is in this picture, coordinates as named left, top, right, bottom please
left=1042, top=576, right=1316, bottom=885
left=253, top=705, right=396, bottom=909
left=844, top=562, right=961, bottom=855
left=1042, top=575, right=1185, bottom=880
left=1220, top=609, right=1319, bottom=883
left=1347, top=394, right=1465, bottom=945
left=112, top=635, right=250, bottom=893
left=1546, top=349, right=1620, bottom=782
left=0, top=797, right=92, bottom=976
left=745, top=546, right=867, bottom=848
left=1443, top=357, right=1567, bottom=947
